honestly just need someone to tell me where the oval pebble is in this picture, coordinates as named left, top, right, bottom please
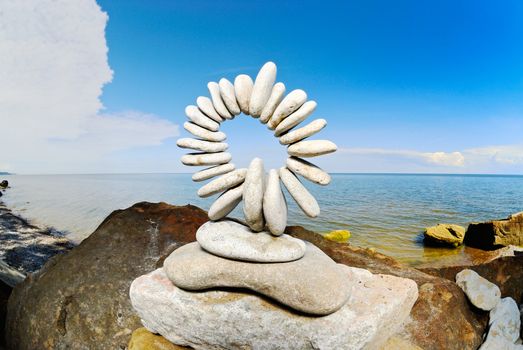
left=176, top=138, right=228, bottom=153
left=263, top=169, right=287, bottom=236
left=279, top=119, right=327, bottom=145
left=249, top=62, right=277, bottom=117
left=274, top=101, right=317, bottom=136
left=197, top=168, right=247, bottom=198
left=268, top=89, right=307, bottom=129
left=185, top=105, right=220, bottom=131
left=181, top=152, right=232, bottom=167
left=259, top=82, right=286, bottom=124
left=234, top=74, right=254, bottom=115
left=243, top=158, right=265, bottom=232
left=192, top=163, right=235, bottom=182
left=287, top=140, right=337, bottom=158
left=184, top=122, right=226, bottom=142
left=279, top=167, right=320, bottom=217
left=208, top=184, right=244, bottom=220
left=286, top=157, right=331, bottom=185
left=219, top=78, right=241, bottom=116
left=208, top=82, right=233, bottom=120
left=196, top=96, right=223, bottom=123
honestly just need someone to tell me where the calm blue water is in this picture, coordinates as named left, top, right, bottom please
left=2, top=173, right=523, bottom=265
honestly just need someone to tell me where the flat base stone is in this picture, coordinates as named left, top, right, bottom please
left=196, top=220, right=306, bottom=262
left=130, top=267, right=418, bottom=350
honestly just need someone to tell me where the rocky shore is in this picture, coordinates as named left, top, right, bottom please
left=0, top=201, right=521, bottom=349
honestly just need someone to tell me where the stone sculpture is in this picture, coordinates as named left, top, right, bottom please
left=130, top=62, right=419, bottom=349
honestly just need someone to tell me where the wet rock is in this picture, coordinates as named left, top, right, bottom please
left=6, top=202, right=208, bottom=350
left=0, top=180, right=7, bottom=189
left=465, top=212, right=523, bottom=249
left=128, top=327, right=187, bottom=350
left=424, top=224, right=466, bottom=247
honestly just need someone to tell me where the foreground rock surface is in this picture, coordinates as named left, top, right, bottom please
left=480, top=297, right=521, bottom=349
left=164, top=242, right=350, bottom=315
left=424, top=223, right=465, bottom=246
left=196, top=220, right=306, bottom=262
left=455, top=269, right=501, bottom=311
left=465, top=212, right=523, bottom=249
left=130, top=267, right=418, bottom=350
left=6, top=202, right=208, bottom=350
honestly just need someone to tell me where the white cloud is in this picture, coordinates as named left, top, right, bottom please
left=340, top=148, right=465, bottom=167
left=464, top=144, right=523, bottom=165
left=0, top=0, right=178, bottom=173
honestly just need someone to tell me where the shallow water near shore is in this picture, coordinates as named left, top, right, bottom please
left=2, top=173, right=523, bottom=266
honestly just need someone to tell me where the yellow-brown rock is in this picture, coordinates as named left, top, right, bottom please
left=129, top=328, right=189, bottom=350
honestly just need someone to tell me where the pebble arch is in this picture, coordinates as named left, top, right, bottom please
left=177, top=61, right=337, bottom=235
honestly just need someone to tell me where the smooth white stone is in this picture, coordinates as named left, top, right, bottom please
left=130, top=266, right=418, bottom=350
left=263, top=169, right=287, bottom=236
left=274, top=101, right=318, bottom=136
left=176, top=138, right=228, bottom=153
left=279, top=119, right=327, bottom=145
left=249, top=62, right=277, bottom=117
left=208, top=82, right=233, bottom=120
left=455, top=269, right=501, bottom=311
left=479, top=297, right=521, bottom=349
left=196, top=220, right=306, bottom=262
left=287, top=140, right=338, bottom=158
left=234, top=74, right=254, bottom=115
left=259, top=82, right=286, bottom=124
left=242, top=158, right=265, bottom=231
left=279, top=167, right=320, bottom=218
left=181, top=152, right=231, bottom=166
left=196, top=96, right=223, bottom=122
left=286, top=156, right=331, bottom=185
left=185, top=105, right=220, bottom=131
left=219, top=78, right=241, bottom=116
left=197, top=168, right=247, bottom=198
left=268, top=89, right=307, bottom=129
left=183, top=122, right=226, bottom=142
left=192, top=163, right=235, bottom=182
left=208, top=184, right=244, bottom=221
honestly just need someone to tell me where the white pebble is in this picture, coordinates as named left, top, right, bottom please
left=249, top=62, right=277, bottom=117
left=279, top=167, right=320, bottom=218
left=208, top=82, right=233, bottom=120
left=208, top=184, right=244, bottom=221
left=456, top=269, right=501, bottom=311
left=184, top=122, right=226, bottom=142
left=286, top=157, right=331, bottom=185
left=263, top=169, right=287, bottom=236
left=274, top=101, right=317, bottom=136
left=219, top=78, right=241, bottom=116
left=185, top=105, right=220, bottom=131
left=259, top=82, right=286, bottom=124
left=192, top=163, right=236, bottom=182
left=196, top=96, right=223, bottom=123
left=197, top=169, right=247, bottom=198
left=234, top=74, right=254, bottom=115
left=279, top=119, right=327, bottom=145
left=287, top=140, right=337, bottom=158
left=181, top=152, right=232, bottom=167
left=268, top=89, right=307, bottom=129
left=176, top=138, right=228, bottom=153
left=243, top=158, right=265, bottom=232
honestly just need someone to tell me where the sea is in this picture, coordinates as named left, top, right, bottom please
left=2, top=173, right=523, bottom=266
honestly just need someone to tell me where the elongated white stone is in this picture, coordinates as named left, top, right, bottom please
left=243, top=158, right=265, bottom=231
left=259, top=82, right=286, bottom=124
left=182, top=152, right=232, bottom=166
left=286, top=157, right=331, bottom=185
left=177, top=138, right=228, bottom=153
left=208, top=184, right=244, bottom=220
left=268, top=89, right=307, bottom=129
left=249, top=62, right=277, bottom=117
left=196, top=96, right=223, bottom=123
left=184, top=122, right=226, bottom=142
left=219, top=78, right=241, bottom=116
left=185, top=105, right=220, bottom=131
left=208, top=82, right=232, bottom=120
left=279, top=119, right=327, bottom=145
left=279, top=167, right=320, bottom=218
left=192, top=163, right=235, bottom=182
left=197, top=169, right=247, bottom=198
left=274, top=101, right=317, bottom=136
left=263, top=169, right=287, bottom=236
left=288, top=140, right=337, bottom=158
left=234, top=74, right=254, bottom=115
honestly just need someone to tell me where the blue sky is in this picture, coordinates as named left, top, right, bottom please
left=2, top=0, right=523, bottom=173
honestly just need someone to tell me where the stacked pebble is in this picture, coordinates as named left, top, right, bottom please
left=176, top=61, right=337, bottom=235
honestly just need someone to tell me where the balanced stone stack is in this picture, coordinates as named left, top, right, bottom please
left=129, top=61, right=419, bottom=349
